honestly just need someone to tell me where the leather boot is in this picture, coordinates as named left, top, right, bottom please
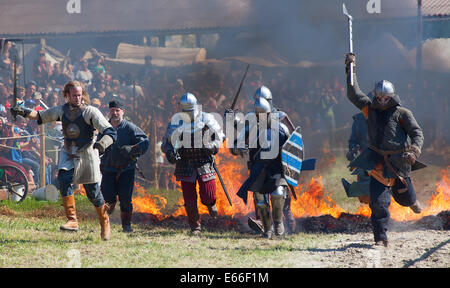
left=121, top=211, right=133, bottom=233
left=207, top=203, right=218, bottom=219
left=375, top=240, right=389, bottom=247
left=410, top=200, right=422, bottom=214
left=258, top=206, right=272, bottom=239
left=284, top=209, right=296, bottom=234
left=60, top=195, right=78, bottom=231
left=95, top=204, right=111, bottom=241
left=185, top=204, right=201, bottom=235
left=106, top=201, right=117, bottom=215
left=271, top=194, right=285, bottom=236
left=283, top=195, right=296, bottom=234
left=248, top=217, right=264, bottom=234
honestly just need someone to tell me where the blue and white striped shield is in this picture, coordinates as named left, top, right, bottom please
left=282, top=127, right=303, bottom=187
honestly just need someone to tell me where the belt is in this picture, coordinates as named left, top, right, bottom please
left=179, top=159, right=210, bottom=165
left=369, top=145, right=408, bottom=193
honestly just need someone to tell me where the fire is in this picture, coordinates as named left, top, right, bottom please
left=132, top=142, right=450, bottom=223
left=291, top=176, right=345, bottom=218
left=133, top=182, right=168, bottom=220
left=389, top=167, right=450, bottom=221
left=356, top=167, right=450, bottom=221
left=133, top=143, right=347, bottom=219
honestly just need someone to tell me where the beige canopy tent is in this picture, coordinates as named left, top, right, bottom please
left=103, top=43, right=207, bottom=73
left=366, top=33, right=450, bottom=73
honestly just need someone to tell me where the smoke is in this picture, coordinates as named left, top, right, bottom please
left=38, top=0, right=449, bottom=157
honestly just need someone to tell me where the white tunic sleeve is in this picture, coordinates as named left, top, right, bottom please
left=82, top=106, right=112, bottom=133
left=38, top=105, right=64, bottom=124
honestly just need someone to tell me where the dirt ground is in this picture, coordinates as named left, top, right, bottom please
left=290, top=230, right=449, bottom=268
left=131, top=211, right=450, bottom=268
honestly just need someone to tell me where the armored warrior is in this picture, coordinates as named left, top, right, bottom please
left=161, top=92, right=225, bottom=235
left=11, top=81, right=116, bottom=241
left=253, top=86, right=297, bottom=233
left=99, top=100, right=149, bottom=233
left=345, top=53, right=424, bottom=247
left=231, top=97, right=290, bottom=238
left=229, top=86, right=297, bottom=234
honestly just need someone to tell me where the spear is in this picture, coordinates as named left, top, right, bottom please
left=229, top=64, right=250, bottom=111
left=343, top=3, right=354, bottom=86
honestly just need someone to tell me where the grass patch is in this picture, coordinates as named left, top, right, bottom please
left=0, top=157, right=445, bottom=267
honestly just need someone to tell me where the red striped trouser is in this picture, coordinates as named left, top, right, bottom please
left=181, top=176, right=216, bottom=207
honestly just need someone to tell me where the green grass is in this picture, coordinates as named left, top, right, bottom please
left=0, top=199, right=335, bottom=267
left=0, top=194, right=338, bottom=268
left=0, top=156, right=445, bottom=267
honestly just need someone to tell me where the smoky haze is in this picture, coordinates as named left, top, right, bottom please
left=25, top=0, right=450, bottom=162
left=222, top=0, right=449, bottom=160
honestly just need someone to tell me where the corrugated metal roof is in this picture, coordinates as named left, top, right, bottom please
left=0, top=0, right=447, bottom=38
left=423, top=0, right=450, bottom=17
left=0, top=0, right=252, bottom=37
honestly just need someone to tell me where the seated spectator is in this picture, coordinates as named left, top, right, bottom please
left=63, top=63, right=75, bottom=82
left=50, top=62, right=65, bottom=86
left=32, top=49, right=53, bottom=87
left=47, top=89, right=61, bottom=108
left=75, top=59, right=93, bottom=89
left=91, top=55, right=106, bottom=75
left=25, top=81, right=37, bottom=101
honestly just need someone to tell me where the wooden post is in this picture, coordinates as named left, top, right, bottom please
left=153, top=117, right=158, bottom=188
left=39, top=124, right=46, bottom=188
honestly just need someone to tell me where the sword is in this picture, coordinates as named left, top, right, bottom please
left=229, top=64, right=250, bottom=111
left=135, top=163, right=147, bottom=180
left=12, top=55, right=17, bottom=122
left=343, top=3, right=354, bottom=86
left=211, top=155, right=232, bottom=206
left=288, top=184, right=297, bottom=200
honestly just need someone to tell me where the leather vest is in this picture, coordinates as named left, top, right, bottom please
left=61, top=104, right=95, bottom=151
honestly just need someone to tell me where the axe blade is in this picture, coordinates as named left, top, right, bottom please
left=343, top=3, right=353, bottom=20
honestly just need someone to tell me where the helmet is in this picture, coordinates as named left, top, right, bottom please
left=180, top=92, right=197, bottom=111
left=374, top=80, right=395, bottom=98
left=374, top=80, right=395, bottom=106
left=179, top=92, right=199, bottom=120
left=255, top=86, right=272, bottom=102
left=254, top=97, right=272, bottom=114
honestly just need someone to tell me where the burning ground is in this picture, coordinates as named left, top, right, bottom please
left=127, top=153, right=450, bottom=268
left=132, top=148, right=450, bottom=233
left=6, top=149, right=446, bottom=268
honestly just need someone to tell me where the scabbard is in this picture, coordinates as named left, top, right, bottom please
left=288, top=184, right=297, bottom=200
left=213, top=162, right=232, bottom=206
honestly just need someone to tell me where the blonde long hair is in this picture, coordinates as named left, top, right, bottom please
left=63, top=80, right=90, bottom=104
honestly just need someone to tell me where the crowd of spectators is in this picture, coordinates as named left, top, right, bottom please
left=0, top=40, right=448, bottom=191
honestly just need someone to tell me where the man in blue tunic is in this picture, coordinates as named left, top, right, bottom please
left=100, top=100, right=149, bottom=232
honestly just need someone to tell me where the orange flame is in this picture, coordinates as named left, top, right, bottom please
left=133, top=183, right=168, bottom=220
left=132, top=144, right=450, bottom=223
left=291, top=176, right=345, bottom=218
left=356, top=167, right=450, bottom=221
